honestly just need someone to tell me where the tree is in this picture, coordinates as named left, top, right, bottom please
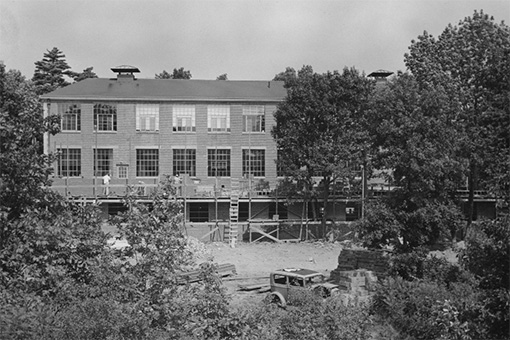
left=32, top=47, right=76, bottom=95
left=272, top=66, right=297, bottom=87
left=460, top=216, right=510, bottom=338
left=272, top=66, right=374, bottom=232
left=364, top=72, right=465, bottom=249
left=0, top=64, right=60, bottom=222
left=155, top=67, right=192, bottom=79
left=404, top=10, right=510, bottom=225
left=216, top=73, right=228, bottom=80
left=73, top=67, right=98, bottom=82
left=155, top=70, right=171, bottom=79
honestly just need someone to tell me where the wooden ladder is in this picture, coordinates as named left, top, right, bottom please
left=228, top=178, right=240, bottom=246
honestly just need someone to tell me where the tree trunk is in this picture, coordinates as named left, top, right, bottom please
left=466, top=161, right=476, bottom=233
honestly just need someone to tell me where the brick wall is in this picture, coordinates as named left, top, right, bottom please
left=48, top=102, right=279, bottom=197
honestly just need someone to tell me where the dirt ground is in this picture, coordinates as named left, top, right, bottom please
left=204, top=241, right=346, bottom=307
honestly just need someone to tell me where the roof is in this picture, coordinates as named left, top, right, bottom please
left=367, top=69, right=393, bottom=78
left=272, top=268, right=323, bottom=278
left=111, top=65, right=140, bottom=73
left=41, top=78, right=287, bottom=103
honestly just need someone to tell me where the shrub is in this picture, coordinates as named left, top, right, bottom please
left=459, top=215, right=510, bottom=339
left=237, top=290, right=372, bottom=340
left=372, top=277, right=484, bottom=340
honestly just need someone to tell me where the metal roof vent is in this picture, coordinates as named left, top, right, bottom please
left=367, top=69, right=393, bottom=81
left=111, top=65, right=140, bottom=81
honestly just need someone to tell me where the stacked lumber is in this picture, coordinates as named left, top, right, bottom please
left=333, top=249, right=389, bottom=277
left=332, top=269, right=378, bottom=294
left=176, top=263, right=236, bottom=285
left=238, top=282, right=271, bottom=293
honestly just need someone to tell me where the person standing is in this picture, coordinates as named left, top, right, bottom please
left=102, top=173, right=111, bottom=196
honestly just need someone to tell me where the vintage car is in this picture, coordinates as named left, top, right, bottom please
left=266, top=268, right=339, bottom=307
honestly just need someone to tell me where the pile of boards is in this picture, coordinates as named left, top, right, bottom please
left=176, top=263, right=237, bottom=285
left=237, top=281, right=271, bottom=293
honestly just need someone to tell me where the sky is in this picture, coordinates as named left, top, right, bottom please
left=1, top=0, right=509, bottom=81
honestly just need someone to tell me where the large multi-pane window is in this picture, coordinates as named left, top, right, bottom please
left=207, top=105, right=230, bottom=132
left=136, top=149, right=159, bottom=177
left=58, top=103, right=81, bottom=131
left=173, top=105, right=196, bottom=132
left=94, top=103, right=117, bottom=131
left=242, top=105, right=265, bottom=132
left=136, top=104, right=159, bottom=131
left=93, top=149, right=113, bottom=176
left=207, top=149, right=231, bottom=177
left=57, top=148, right=81, bottom=177
left=173, top=149, right=196, bottom=176
left=242, top=149, right=265, bottom=177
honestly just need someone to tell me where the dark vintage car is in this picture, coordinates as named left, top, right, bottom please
left=267, top=268, right=339, bottom=307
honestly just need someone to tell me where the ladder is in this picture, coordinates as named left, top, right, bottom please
left=228, top=178, right=240, bottom=247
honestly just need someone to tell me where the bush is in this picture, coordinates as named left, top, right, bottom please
left=237, top=290, right=372, bottom=340
left=459, top=215, right=510, bottom=339
left=372, top=277, right=485, bottom=340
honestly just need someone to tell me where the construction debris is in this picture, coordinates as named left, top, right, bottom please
left=176, top=263, right=236, bottom=285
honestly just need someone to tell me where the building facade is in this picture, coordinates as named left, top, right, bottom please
left=41, top=66, right=496, bottom=240
left=42, top=67, right=321, bottom=228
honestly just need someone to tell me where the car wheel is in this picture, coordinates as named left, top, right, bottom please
left=313, top=286, right=329, bottom=298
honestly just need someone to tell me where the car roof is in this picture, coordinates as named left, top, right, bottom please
left=271, top=268, right=323, bottom=278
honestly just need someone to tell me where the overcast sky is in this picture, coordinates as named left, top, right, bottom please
left=1, top=0, right=509, bottom=80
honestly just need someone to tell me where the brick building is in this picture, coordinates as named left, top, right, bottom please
left=42, top=66, right=495, bottom=241
left=42, top=66, right=331, bottom=239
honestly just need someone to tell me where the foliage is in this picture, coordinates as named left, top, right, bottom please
left=459, top=215, right=510, bottom=338
left=372, top=276, right=486, bottom=340
left=354, top=200, right=402, bottom=249
left=364, top=71, right=466, bottom=249
left=73, top=66, right=98, bottom=82
left=404, top=10, right=510, bottom=221
left=234, top=291, right=372, bottom=340
left=272, top=66, right=297, bottom=87
left=272, top=66, right=374, bottom=229
left=155, top=67, right=192, bottom=79
left=0, top=65, right=60, bottom=222
left=372, top=217, right=510, bottom=340
left=216, top=73, right=228, bottom=80
left=32, top=47, right=76, bottom=95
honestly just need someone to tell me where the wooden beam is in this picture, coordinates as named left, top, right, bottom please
left=250, top=225, right=281, bottom=243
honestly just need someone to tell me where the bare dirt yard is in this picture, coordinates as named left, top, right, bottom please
left=204, top=241, right=346, bottom=307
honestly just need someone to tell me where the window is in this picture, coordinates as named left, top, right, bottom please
left=173, top=149, right=196, bottom=176
left=57, top=148, right=81, bottom=177
left=59, top=103, right=81, bottom=131
left=94, top=103, right=117, bottom=131
left=243, top=105, right=265, bottom=132
left=207, top=149, right=230, bottom=177
left=136, top=149, right=159, bottom=177
left=117, top=165, right=128, bottom=179
left=94, top=149, right=113, bottom=176
left=173, top=105, right=196, bottom=132
left=242, top=149, right=265, bottom=177
left=207, top=105, right=230, bottom=132
left=136, top=104, right=159, bottom=131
